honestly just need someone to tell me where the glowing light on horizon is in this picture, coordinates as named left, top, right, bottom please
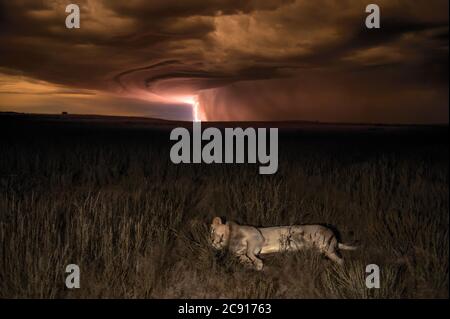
left=192, top=96, right=200, bottom=122
left=139, top=93, right=202, bottom=122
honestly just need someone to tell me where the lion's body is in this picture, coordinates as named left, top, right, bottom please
left=210, top=217, right=357, bottom=270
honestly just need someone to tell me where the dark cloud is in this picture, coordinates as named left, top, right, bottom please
left=0, top=0, right=448, bottom=122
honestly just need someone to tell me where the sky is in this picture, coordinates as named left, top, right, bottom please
left=0, top=0, right=448, bottom=123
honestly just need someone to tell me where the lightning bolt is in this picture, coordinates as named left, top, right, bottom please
left=192, top=96, right=200, bottom=122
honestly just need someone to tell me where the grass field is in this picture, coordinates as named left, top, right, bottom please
left=0, top=114, right=448, bottom=298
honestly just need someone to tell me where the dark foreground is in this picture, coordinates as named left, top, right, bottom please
left=0, top=113, right=448, bottom=298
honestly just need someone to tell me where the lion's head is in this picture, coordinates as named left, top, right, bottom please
left=210, top=217, right=230, bottom=250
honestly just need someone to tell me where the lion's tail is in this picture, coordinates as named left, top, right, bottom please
left=338, top=243, right=358, bottom=251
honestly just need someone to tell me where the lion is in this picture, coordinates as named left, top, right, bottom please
left=209, top=217, right=357, bottom=270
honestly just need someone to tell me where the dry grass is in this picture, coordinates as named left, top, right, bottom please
left=0, top=129, right=448, bottom=298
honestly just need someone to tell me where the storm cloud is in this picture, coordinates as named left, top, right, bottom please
left=0, top=0, right=448, bottom=122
